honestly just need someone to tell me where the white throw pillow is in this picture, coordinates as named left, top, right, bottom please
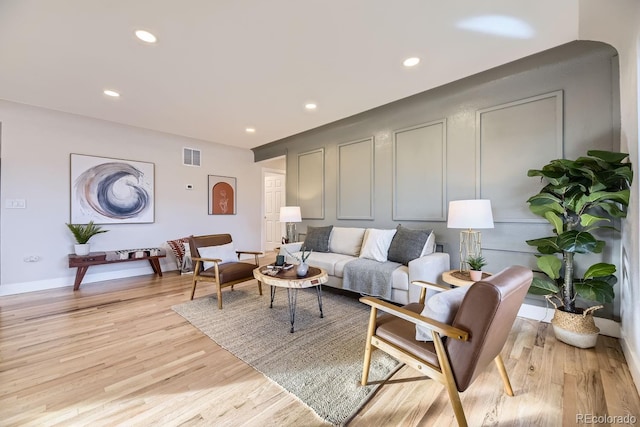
left=420, top=231, right=436, bottom=257
left=359, top=228, right=397, bottom=262
left=198, top=243, right=238, bottom=270
left=415, top=286, right=469, bottom=341
left=329, top=227, right=366, bottom=256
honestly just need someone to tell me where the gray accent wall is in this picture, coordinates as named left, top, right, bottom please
left=252, top=41, right=621, bottom=318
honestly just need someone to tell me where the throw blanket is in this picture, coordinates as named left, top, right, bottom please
left=342, top=258, right=401, bottom=300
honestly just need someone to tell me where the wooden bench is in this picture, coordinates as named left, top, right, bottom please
left=69, top=248, right=166, bottom=290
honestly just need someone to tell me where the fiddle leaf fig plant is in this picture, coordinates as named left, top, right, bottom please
left=526, top=150, right=632, bottom=313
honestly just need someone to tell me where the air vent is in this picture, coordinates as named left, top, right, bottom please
left=183, top=148, right=201, bottom=166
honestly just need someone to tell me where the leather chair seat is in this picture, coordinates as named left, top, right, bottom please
left=200, top=262, right=257, bottom=284
left=376, top=303, right=439, bottom=368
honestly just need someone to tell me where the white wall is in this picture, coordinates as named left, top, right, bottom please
left=0, top=100, right=263, bottom=294
left=579, top=0, right=640, bottom=390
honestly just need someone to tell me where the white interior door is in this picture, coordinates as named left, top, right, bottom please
left=264, top=172, right=285, bottom=252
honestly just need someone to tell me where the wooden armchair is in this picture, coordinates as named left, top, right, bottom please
left=188, top=234, right=262, bottom=309
left=360, top=266, right=532, bottom=426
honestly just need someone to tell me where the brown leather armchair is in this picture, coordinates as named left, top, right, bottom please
left=360, top=266, right=532, bottom=427
left=188, top=234, right=262, bottom=309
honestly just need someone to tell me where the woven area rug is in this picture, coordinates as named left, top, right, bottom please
left=172, top=286, right=401, bottom=426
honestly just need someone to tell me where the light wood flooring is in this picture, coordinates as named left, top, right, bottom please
left=1, top=256, right=639, bottom=426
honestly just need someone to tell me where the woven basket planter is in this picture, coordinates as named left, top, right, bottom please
left=551, top=306, right=601, bottom=349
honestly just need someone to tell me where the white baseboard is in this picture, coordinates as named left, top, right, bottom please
left=0, top=265, right=160, bottom=296
left=518, top=303, right=621, bottom=338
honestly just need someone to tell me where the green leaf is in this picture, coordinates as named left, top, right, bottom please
left=579, top=213, right=609, bottom=228
left=556, top=231, right=598, bottom=253
left=528, top=276, right=560, bottom=295
left=575, top=279, right=615, bottom=303
left=583, top=263, right=616, bottom=279
left=536, top=255, right=562, bottom=279
left=586, top=150, right=629, bottom=163
left=526, top=236, right=560, bottom=254
left=544, top=211, right=564, bottom=234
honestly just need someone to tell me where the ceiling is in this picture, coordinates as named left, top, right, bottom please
left=0, top=0, right=579, bottom=150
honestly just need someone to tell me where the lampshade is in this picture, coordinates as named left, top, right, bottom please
left=279, top=206, right=302, bottom=223
left=447, top=199, right=494, bottom=229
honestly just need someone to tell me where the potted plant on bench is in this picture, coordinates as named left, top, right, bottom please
left=66, top=221, right=108, bottom=255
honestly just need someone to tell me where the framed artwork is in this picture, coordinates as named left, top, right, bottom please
left=70, top=154, right=155, bottom=224
left=208, top=175, right=237, bottom=215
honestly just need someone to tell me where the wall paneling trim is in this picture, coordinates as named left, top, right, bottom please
left=476, top=91, right=564, bottom=222
left=393, top=120, right=447, bottom=221
left=337, top=137, right=374, bottom=220
left=297, top=148, right=325, bottom=219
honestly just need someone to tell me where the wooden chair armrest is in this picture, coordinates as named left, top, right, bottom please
left=411, top=280, right=451, bottom=292
left=359, top=296, right=469, bottom=341
left=236, top=250, right=263, bottom=255
left=192, top=256, right=222, bottom=263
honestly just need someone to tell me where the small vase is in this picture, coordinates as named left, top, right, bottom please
left=469, top=270, right=483, bottom=281
left=74, top=244, right=90, bottom=256
left=296, top=262, right=309, bottom=277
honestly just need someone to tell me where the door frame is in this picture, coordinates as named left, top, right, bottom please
left=261, top=167, right=286, bottom=253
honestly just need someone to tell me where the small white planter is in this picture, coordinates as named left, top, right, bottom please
left=74, top=244, right=90, bottom=256
left=469, top=270, right=483, bottom=281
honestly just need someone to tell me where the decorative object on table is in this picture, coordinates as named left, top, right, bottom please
left=208, top=175, right=236, bottom=215
left=447, top=199, right=494, bottom=271
left=466, top=255, right=487, bottom=281
left=279, top=206, right=302, bottom=244
left=65, top=221, right=108, bottom=255
left=171, top=288, right=401, bottom=426
left=70, top=153, right=154, bottom=224
left=285, top=245, right=313, bottom=277
left=525, top=150, right=633, bottom=348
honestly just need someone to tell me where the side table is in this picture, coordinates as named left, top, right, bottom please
left=442, top=269, right=491, bottom=287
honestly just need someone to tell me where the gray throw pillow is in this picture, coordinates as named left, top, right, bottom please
left=387, top=225, right=432, bottom=265
left=303, top=225, right=334, bottom=252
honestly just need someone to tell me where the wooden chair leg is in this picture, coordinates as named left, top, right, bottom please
left=361, top=307, right=378, bottom=386
left=216, top=283, right=223, bottom=309
left=190, top=278, right=198, bottom=300
left=494, top=354, right=514, bottom=396
left=433, top=332, right=468, bottom=427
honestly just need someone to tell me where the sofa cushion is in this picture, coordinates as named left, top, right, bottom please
left=329, top=227, right=366, bottom=256
left=421, top=231, right=436, bottom=256
left=303, top=225, right=334, bottom=252
left=294, top=251, right=353, bottom=276
left=334, top=257, right=357, bottom=278
left=415, top=286, right=469, bottom=341
left=388, top=225, right=433, bottom=266
left=198, top=243, right=237, bottom=270
left=359, top=228, right=397, bottom=262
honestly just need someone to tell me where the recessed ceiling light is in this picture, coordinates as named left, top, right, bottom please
left=103, top=89, right=120, bottom=98
left=305, top=103, right=317, bottom=110
left=135, top=30, right=157, bottom=43
left=245, top=127, right=256, bottom=133
left=403, top=57, right=420, bottom=67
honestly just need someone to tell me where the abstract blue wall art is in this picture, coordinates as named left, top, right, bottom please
left=71, top=154, right=155, bottom=224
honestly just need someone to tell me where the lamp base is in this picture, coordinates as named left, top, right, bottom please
left=459, top=229, right=482, bottom=271
left=286, top=223, right=297, bottom=244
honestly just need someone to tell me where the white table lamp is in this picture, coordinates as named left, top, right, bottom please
left=447, top=199, right=494, bottom=271
left=279, top=206, right=302, bottom=243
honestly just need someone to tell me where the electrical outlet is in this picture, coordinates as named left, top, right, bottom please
left=186, top=184, right=193, bottom=190
left=23, top=255, right=40, bottom=262
left=5, top=199, right=26, bottom=209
